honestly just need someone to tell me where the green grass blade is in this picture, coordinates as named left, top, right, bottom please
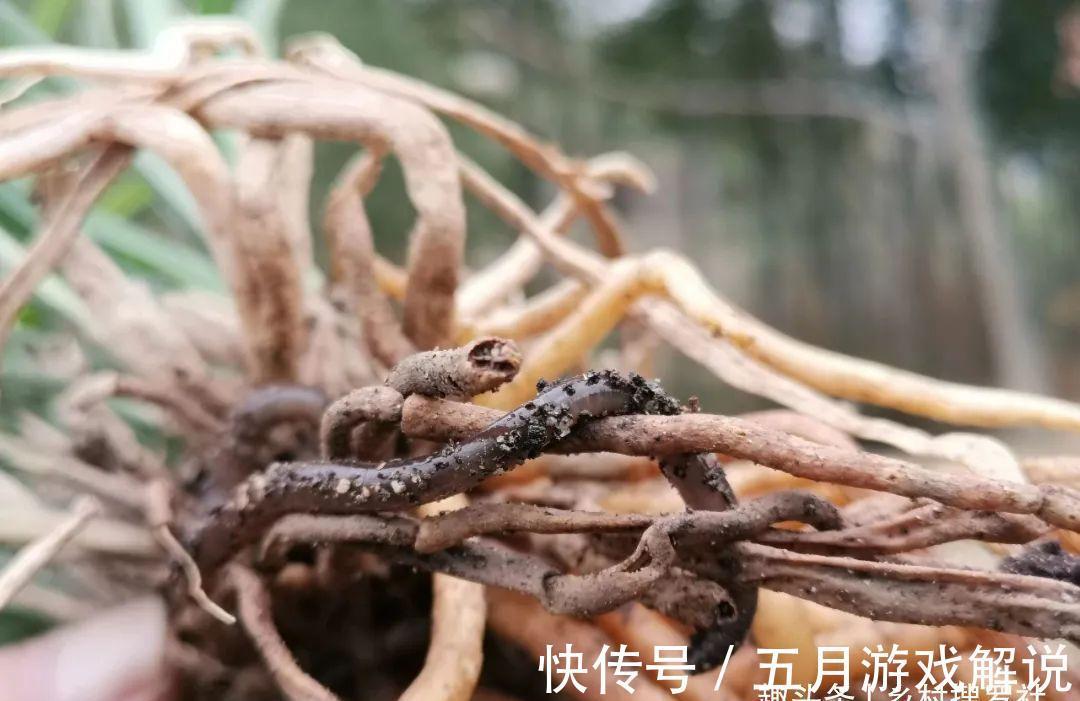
left=31, top=0, right=75, bottom=37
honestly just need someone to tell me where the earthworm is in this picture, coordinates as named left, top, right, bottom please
left=1002, top=539, right=1080, bottom=586
left=190, top=371, right=753, bottom=669
left=198, top=385, right=327, bottom=500
left=230, top=384, right=327, bottom=445
left=654, top=452, right=754, bottom=672
left=191, top=370, right=683, bottom=571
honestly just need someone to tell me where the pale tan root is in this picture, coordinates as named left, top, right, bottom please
left=467, top=238, right=1025, bottom=480
left=285, top=33, right=627, bottom=253
left=146, top=480, right=235, bottom=625
left=486, top=588, right=672, bottom=701
left=323, top=147, right=415, bottom=366
left=400, top=396, right=1080, bottom=532
left=456, top=152, right=655, bottom=320
left=60, top=237, right=219, bottom=394
left=399, top=495, right=485, bottom=701
left=0, top=432, right=144, bottom=508
left=594, top=603, right=735, bottom=700
left=232, top=137, right=307, bottom=382
left=228, top=563, right=339, bottom=701
left=193, top=78, right=465, bottom=351
left=0, top=496, right=98, bottom=611
left=157, top=289, right=243, bottom=367
left=0, top=146, right=130, bottom=373
left=466, top=279, right=585, bottom=341
left=462, top=166, right=1080, bottom=431
left=0, top=18, right=261, bottom=82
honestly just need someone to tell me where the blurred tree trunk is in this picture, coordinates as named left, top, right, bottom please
left=909, top=0, right=1049, bottom=392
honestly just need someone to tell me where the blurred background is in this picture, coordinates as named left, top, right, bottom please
left=1, top=0, right=1079, bottom=421
left=0, top=0, right=1079, bottom=654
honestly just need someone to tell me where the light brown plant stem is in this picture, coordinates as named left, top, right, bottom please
left=0, top=145, right=129, bottom=364
left=324, top=148, right=415, bottom=366
left=228, top=563, right=339, bottom=701
left=456, top=163, right=1080, bottom=430
left=195, top=78, right=466, bottom=351
left=319, top=385, right=403, bottom=460
left=735, top=542, right=1080, bottom=642
left=285, top=35, right=627, bottom=257
left=400, top=395, right=1080, bottom=532
left=386, top=337, right=522, bottom=398
left=486, top=589, right=672, bottom=701
left=756, top=503, right=1049, bottom=555
left=0, top=496, right=98, bottom=611
left=399, top=495, right=485, bottom=701
left=0, top=432, right=144, bottom=508
left=146, top=480, right=235, bottom=625
left=640, top=302, right=1024, bottom=481
left=232, top=137, right=307, bottom=383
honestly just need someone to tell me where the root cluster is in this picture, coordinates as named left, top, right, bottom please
left=1, top=19, right=1079, bottom=701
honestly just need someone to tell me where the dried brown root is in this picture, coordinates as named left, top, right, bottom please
left=92, top=103, right=242, bottom=281
left=323, top=147, right=416, bottom=366
left=414, top=503, right=652, bottom=553
left=456, top=163, right=1080, bottom=432
left=456, top=153, right=654, bottom=321
left=187, top=384, right=328, bottom=496
left=503, top=200, right=1080, bottom=430
left=146, top=480, right=235, bottom=625
left=60, top=237, right=218, bottom=391
left=386, top=336, right=522, bottom=399
left=229, top=385, right=325, bottom=442
left=299, top=294, right=381, bottom=396
left=0, top=432, right=144, bottom=509
left=736, top=409, right=858, bottom=451
left=194, top=77, right=466, bottom=351
left=0, top=496, right=98, bottom=611
left=231, top=136, right=308, bottom=383
left=319, top=385, right=403, bottom=460
left=263, top=513, right=682, bottom=618
left=5, top=25, right=1080, bottom=698
left=399, top=495, right=485, bottom=701
left=642, top=302, right=1025, bottom=481
left=227, top=563, right=339, bottom=701
left=758, top=501, right=1050, bottom=555
left=0, top=18, right=261, bottom=81
left=735, top=542, right=1080, bottom=642
left=464, top=248, right=1021, bottom=476
left=269, top=133, right=316, bottom=271
left=285, top=34, right=629, bottom=260
left=413, top=490, right=839, bottom=554
left=486, top=588, right=673, bottom=701
left=56, top=374, right=173, bottom=480
left=318, top=337, right=522, bottom=459
left=467, top=279, right=584, bottom=341
left=62, top=371, right=224, bottom=443
left=1024, top=455, right=1080, bottom=487
left=401, top=395, right=1080, bottom=532
left=0, top=146, right=130, bottom=374
left=456, top=197, right=578, bottom=320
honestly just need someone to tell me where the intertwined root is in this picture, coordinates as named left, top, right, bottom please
left=1, top=18, right=1080, bottom=701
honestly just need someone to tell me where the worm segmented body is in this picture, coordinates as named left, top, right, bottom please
left=189, top=369, right=751, bottom=671
left=192, top=371, right=675, bottom=569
